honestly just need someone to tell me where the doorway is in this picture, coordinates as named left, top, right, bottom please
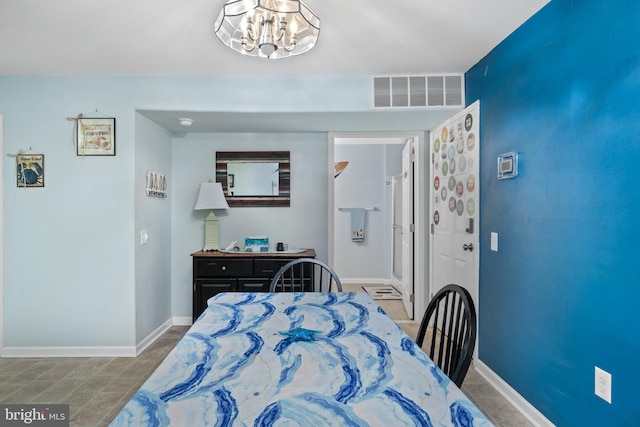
left=328, top=132, right=428, bottom=320
left=391, top=140, right=415, bottom=318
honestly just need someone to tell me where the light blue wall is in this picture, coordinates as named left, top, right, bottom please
left=334, top=144, right=387, bottom=279
left=3, top=74, right=437, bottom=349
left=0, top=76, right=371, bottom=348
left=2, top=78, right=137, bottom=347
left=170, top=132, right=328, bottom=318
left=134, top=113, right=172, bottom=341
left=333, top=143, right=403, bottom=280
left=466, top=0, right=640, bottom=425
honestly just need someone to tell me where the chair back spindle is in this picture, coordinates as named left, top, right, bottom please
left=269, top=258, right=343, bottom=293
left=416, top=284, right=476, bottom=387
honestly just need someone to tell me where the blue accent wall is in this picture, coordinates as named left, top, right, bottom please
left=466, top=1, right=640, bottom=425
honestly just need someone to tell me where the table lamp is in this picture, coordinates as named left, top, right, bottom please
left=194, top=182, right=229, bottom=251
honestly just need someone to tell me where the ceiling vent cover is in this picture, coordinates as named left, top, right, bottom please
left=372, top=74, right=464, bottom=109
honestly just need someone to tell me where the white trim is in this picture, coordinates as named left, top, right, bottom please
left=328, top=136, right=335, bottom=267
left=474, top=360, right=555, bottom=427
left=334, top=137, right=406, bottom=145
left=172, top=316, right=193, bottom=326
left=0, top=114, right=4, bottom=356
left=1, top=317, right=189, bottom=358
left=2, top=346, right=137, bottom=358
left=135, top=318, right=173, bottom=355
left=412, top=134, right=426, bottom=320
left=340, top=278, right=393, bottom=286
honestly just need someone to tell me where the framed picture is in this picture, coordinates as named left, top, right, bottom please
left=17, top=154, right=44, bottom=187
left=77, top=117, right=116, bottom=156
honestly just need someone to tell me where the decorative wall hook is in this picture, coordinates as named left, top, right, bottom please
left=146, top=170, right=167, bottom=198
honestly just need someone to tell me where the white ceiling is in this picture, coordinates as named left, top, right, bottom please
left=0, top=0, right=549, bottom=133
left=0, top=0, right=549, bottom=76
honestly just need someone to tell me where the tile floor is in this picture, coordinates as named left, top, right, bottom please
left=0, top=290, right=533, bottom=427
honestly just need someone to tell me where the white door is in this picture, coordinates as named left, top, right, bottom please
left=391, top=174, right=403, bottom=288
left=394, top=140, right=414, bottom=318
left=429, top=102, right=480, bottom=341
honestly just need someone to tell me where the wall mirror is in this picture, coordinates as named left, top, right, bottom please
left=216, top=151, right=290, bottom=207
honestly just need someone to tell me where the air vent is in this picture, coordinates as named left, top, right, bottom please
left=372, top=74, right=464, bottom=109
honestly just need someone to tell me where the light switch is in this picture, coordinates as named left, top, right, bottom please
left=491, top=232, right=498, bottom=252
left=140, top=230, right=149, bottom=245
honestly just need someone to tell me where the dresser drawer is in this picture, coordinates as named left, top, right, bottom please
left=191, top=249, right=316, bottom=321
left=194, top=279, right=236, bottom=319
left=254, top=259, right=294, bottom=278
left=195, top=258, right=253, bottom=278
left=238, top=278, right=270, bottom=293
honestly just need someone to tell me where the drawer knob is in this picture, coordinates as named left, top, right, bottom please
left=221, top=266, right=227, bottom=271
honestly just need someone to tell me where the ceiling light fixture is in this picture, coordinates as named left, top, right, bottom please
left=179, top=118, right=194, bottom=126
left=214, top=0, right=320, bottom=59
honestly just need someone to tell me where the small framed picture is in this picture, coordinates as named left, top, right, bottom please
left=17, top=154, right=45, bottom=187
left=77, top=117, right=116, bottom=156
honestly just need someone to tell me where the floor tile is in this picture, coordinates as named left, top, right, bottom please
left=0, top=296, right=530, bottom=426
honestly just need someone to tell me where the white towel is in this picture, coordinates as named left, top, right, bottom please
left=351, top=208, right=365, bottom=242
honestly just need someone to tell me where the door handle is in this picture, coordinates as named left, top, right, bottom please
left=463, top=243, right=474, bottom=252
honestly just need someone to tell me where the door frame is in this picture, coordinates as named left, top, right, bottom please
left=400, top=140, right=414, bottom=318
left=390, top=174, right=403, bottom=286
left=328, top=131, right=428, bottom=319
left=0, top=114, right=4, bottom=354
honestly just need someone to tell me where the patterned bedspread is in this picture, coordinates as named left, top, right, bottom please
left=110, top=292, right=493, bottom=426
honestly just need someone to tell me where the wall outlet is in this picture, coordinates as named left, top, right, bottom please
left=595, top=366, right=612, bottom=403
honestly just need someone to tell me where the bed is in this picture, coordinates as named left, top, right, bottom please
left=110, top=292, right=493, bottom=426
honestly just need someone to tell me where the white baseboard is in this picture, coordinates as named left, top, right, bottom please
left=135, top=319, right=173, bottom=356
left=1, top=317, right=192, bottom=358
left=340, top=278, right=392, bottom=286
left=474, top=359, right=555, bottom=427
left=1, top=345, right=137, bottom=358
left=172, top=316, right=192, bottom=326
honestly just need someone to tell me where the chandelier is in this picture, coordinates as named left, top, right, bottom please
left=214, top=0, right=320, bottom=59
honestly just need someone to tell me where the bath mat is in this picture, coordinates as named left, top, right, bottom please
left=363, top=286, right=402, bottom=300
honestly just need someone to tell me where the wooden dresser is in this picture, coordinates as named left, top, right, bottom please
left=190, top=249, right=316, bottom=321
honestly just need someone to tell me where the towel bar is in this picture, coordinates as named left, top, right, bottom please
left=338, top=207, right=379, bottom=212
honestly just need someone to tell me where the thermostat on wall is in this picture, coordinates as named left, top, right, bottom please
left=498, top=152, right=518, bottom=180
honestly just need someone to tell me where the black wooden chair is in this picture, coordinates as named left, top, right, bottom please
left=415, top=284, right=476, bottom=387
left=269, top=258, right=343, bottom=292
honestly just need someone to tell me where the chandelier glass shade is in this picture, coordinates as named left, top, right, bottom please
left=215, top=0, right=320, bottom=59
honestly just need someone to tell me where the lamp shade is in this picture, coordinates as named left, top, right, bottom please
left=194, top=182, right=229, bottom=210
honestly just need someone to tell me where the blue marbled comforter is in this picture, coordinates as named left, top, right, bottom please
left=110, top=292, right=493, bottom=427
